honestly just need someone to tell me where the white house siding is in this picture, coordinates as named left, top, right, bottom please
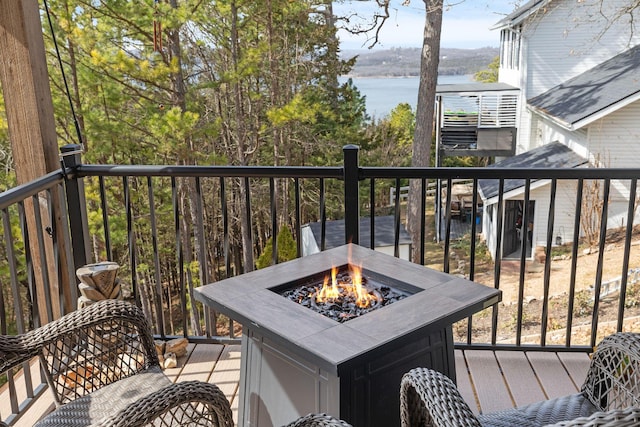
left=522, top=0, right=640, bottom=99
left=532, top=117, right=590, bottom=158
left=584, top=101, right=640, bottom=230
left=586, top=100, right=640, bottom=168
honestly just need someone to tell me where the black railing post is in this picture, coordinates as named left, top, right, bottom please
left=343, top=144, right=360, bottom=245
left=60, top=144, right=90, bottom=274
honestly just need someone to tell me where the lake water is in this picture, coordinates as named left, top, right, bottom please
left=339, top=74, right=473, bottom=118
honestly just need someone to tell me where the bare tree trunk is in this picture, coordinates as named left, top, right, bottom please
left=231, top=0, right=255, bottom=272
left=407, top=0, right=443, bottom=264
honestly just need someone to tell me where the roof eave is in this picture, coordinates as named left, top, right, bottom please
left=529, top=91, right=640, bottom=131
left=483, top=179, right=552, bottom=205
left=527, top=104, right=575, bottom=131
left=491, top=0, right=547, bottom=30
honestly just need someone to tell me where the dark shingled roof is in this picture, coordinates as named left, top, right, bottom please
left=305, top=215, right=411, bottom=250
left=478, top=142, right=588, bottom=200
left=528, top=45, right=640, bottom=129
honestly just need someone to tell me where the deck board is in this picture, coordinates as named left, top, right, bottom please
left=527, top=352, right=579, bottom=399
left=177, top=343, right=225, bottom=383
left=464, top=350, right=513, bottom=413
left=209, top=344, right=242, bottom=424
left=496, top=350, right=546, bottom=407
left=454, top=350, right=480, bottom=414
left=557, top=352, right=591, bottom=389
left=1, top=345, right=594, bottom=426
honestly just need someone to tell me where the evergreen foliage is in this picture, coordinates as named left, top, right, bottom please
left=256, top=226, right=298, bottom=269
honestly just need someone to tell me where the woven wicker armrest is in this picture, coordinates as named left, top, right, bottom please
left=283, top=413, right=353, bottom=427
left=1, top=299, right=159, bottom=406
left=545, top=407, right=640, bottom=426
left=400, top=367, right=482, bottom=427
left=95, top=380, right=234, bottom=427
left=582, top=333, right=640, bottom=411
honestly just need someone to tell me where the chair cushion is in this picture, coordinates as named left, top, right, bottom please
left=477, top=394, right=598, bottom=427
left=34, top=366, right=170, bottom=427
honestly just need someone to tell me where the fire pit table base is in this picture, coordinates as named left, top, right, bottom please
left=239, top=325, right=454, bottom=427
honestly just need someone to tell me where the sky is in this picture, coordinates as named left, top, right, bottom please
left=334, top=1, right=521, bottom=50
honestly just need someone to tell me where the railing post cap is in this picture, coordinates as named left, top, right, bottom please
left=343, top=144, right=359, bottom=151
left=61, top=144, right=82, bottom=153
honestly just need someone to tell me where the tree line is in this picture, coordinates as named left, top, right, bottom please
left=0, top=0, right=437, bottom=334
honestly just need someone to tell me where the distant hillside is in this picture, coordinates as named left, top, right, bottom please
left=341, top=47, right=499, bottom=77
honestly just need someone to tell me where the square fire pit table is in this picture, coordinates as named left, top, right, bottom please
left=195, top=244, right=501, bottom=427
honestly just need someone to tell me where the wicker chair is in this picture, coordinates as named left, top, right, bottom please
left=0, top=299, right=233, bottom=427
left=283, top=413, right=353, bottom=426
left=401, top=332, right=640, bottom=427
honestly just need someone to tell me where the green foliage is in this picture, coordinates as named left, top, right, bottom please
left=474, top=56, right=500, bottom=83
left=360, top=103, right=414, bottom=167
left=256, top=227, right=298, bottom=269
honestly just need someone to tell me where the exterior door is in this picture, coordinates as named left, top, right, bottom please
left=503, top=200, right=520, bottom=257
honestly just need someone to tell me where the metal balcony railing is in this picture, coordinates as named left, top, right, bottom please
left=2, top=143, right=640, bottom=421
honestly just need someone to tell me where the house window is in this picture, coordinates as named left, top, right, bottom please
left=500, top=28, right=520, bottom=70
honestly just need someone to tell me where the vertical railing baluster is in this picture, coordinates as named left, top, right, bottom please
left=443, top=178, right=453, bottom=273
left=343, top=145, right=360, bottom=245
left=393, top=178, right=401, bottom=258
left=591, top=179, right=611, bottom=348
left=370, top=179, right=375, bottom=250
left=172, top=177, right=187, bottom=336
left=0, top=210, right=9, bottom=335
left=566, top=178, right=584, bottom=346
left=98, top=176, right=113, bottom=261
left=420, top=178, right=427, bottom=265
left=617, top=178, right=637, bottom=332
left=243, top=176, right=254, bottom=272
left=17, top=201, right=38, bottom=329
left=270, top=178, right=278, bottom=265
left=491, top=179, right=505, bottom=346
left=516, top=179, right=531, bottom=346
left=541, top=179, right=557, bottom=346
left=220, top=177, right=230, bottom=279
left=320, top=178, right=326, bottom=251
left=124, top=177, right=138, bottom=305
left=295, top=178, right=302, bottom=258
left=147, top=176, right=165, bottom=338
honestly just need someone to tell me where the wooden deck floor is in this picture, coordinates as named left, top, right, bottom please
left=3, top=344, right=591, bottom=426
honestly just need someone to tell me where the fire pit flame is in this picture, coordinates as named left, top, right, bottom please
left=316, top=267, right=341, bottom=302
left=315, top=263, right=380, bottom=309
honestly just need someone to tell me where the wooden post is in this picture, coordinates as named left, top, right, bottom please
left=0, top=0, right=74, bottom=321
